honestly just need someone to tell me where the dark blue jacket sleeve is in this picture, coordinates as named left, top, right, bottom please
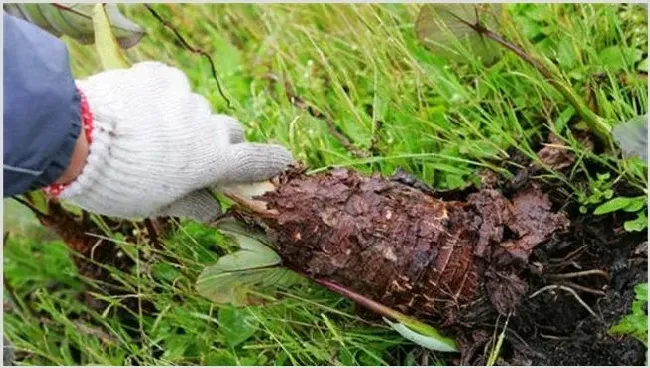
left=3, top=13, right=81, bottom=197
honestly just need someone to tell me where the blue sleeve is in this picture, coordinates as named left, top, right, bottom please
left=3, top=13, right=81, bottom=197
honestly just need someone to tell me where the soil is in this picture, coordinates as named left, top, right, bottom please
left=516, top=211, right=647, bottom=366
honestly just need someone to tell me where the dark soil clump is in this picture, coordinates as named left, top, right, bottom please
left=522, top=212, right=648, bottom=366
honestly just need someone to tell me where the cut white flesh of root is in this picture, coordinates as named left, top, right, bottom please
left=218, top=181, right=277, bottom=215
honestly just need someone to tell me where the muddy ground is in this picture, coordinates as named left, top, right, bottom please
left=519, top=207, right=647, bottom=365
left=497, top=154, right=648, bottom=366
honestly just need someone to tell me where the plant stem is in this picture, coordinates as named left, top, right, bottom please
left=450, top=11, right=612, bottom=145
left=11, top=196, right=48, bottom=218
left=143, top=4, right=232, bottom=110
left=309, top=277, right=454, bottom=343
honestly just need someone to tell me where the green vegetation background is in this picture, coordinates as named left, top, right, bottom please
left=3, top=3, right=647, bottom=365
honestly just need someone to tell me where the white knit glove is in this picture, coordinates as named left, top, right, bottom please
left=58, top=62, right=292, bottom=223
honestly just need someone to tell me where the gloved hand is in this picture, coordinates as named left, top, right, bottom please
left=55, top=61, right=292, bottom=223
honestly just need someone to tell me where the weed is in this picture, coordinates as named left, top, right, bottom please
left=609, top=283, right=648, bottom=347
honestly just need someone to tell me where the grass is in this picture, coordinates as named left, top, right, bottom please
left=3, top=3, right=647, bottom=365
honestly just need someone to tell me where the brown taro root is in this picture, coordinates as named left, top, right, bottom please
left=230, top=166, right=569, bottom=327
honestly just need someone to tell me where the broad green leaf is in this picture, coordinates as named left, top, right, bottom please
left=18, top=190, right=50, bottom=215
left=622, top=197, right=647, bottom=213
left=635, top=283, right=648, bottom=303
left=444, top=174, right=467, bottom=190
left=598, top=46, right=644, bottom=71
left=216, top=217, right=273, bottom=245
left=609, top=283, right=648, bottom=346
left=514, top=15, right=543, bottom=40
left=3, top=4, right=143, bottom=49
left=209, top=243, right=281, bottom=272
left=384, top=318, right=458, bottom=352
left=556, top=38, right=579, bottom=70
left=594, top=197, right=635, bottom=215
left=151, top=262, right=181, bottom=283
left=218, top=307, right=259, bottom=347
left=613, top=115, right=648, bottom=163
left=196, top=261, right=302, bottom=306
left=93, top=4, right=130, bottom=70
left=216, top=218, right=257, bottom=235
left=3, top=199, right=58, bottom=243
left=222, top=227, right=282, bottom=266
left=624, top=212, right=648, bottom=232
left=415, top=4, right=503, bottom=64
left=597, top=172, right=611, bottom=181
left=200, top=233, right=281, bottom=275
left=394, top=318, right=458, bottom=353
left=196, top=231, right=302, bottom=306
left=162, top=335, right=192, bottom=362
left=338, top=348, right=356, bottom=366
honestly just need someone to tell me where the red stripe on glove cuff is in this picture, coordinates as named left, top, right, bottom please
left=44, top=88, right=94, bottom=197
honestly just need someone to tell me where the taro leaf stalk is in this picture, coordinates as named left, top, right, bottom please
left=415, top=4, right=612, bottom=146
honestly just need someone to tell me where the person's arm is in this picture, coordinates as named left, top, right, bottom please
left=3, top=13, right=87, bottom=197
left=3, top=13, right=292, bottom=223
